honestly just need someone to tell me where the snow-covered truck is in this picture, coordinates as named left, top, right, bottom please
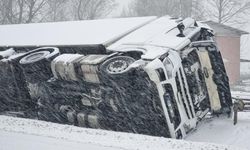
left=0, top=16, right=232, bottom=139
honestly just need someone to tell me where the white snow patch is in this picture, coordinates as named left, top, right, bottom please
left=0, top=115, right=241, bottom=150
left=231, top=91, right=250, bottom=99
left=0, top=17, right=156, bottom=47
left=108, top=16, right=178, bottom=50
left=241, top=62, right=250, bottom=75
left=187, top=113, right=250, bottom=150
left=0, top=48, right=15, bottom=58
left=0, top=130, right=120, bottom=150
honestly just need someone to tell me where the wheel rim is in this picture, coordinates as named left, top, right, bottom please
left=107, top=60, right=129, bottom=73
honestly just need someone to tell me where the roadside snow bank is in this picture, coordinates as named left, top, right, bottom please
left=231, top=91, right=250, bottom=99
left=187, top=113, right=250, bottom=150
left=0, top=115, right=241, bottom=150
left=241, top=62, right=250, bottom=76
left=0, top=130, right=120, bottom=150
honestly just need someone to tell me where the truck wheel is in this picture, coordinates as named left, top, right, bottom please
left=100, top=56, right=135, bottom=75
left=19, top=47, right=60, bottom=84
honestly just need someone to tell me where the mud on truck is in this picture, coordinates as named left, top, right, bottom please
left=0, top=16, right=232, bottom=139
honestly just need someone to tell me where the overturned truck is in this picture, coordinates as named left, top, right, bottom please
left=0, top=16, right=232, bottom=138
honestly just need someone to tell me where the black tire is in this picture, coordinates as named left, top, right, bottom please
left=100, top=56, right=135, bottom=75
left=20, top=51, right=50, bottom=64
left=19, top=47, right=60, bottom=84
left=0, top=52, right=32, bottom=113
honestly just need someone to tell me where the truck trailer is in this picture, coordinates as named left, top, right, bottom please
left=0, top=16, right=232, bottom=139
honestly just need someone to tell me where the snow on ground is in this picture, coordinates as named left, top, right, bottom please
left=231, top=73, right=250, bottom=92
left=186, top=89, right=250, bottom=150
left=231, top=91, right=250, bottom=99
left=241, top=62, right=250, bottom=76
left=0, top=115, right=242, bottom=150
left=186, top=113, right=250, bottom=150
left=0, top=130, right=119, bottom=150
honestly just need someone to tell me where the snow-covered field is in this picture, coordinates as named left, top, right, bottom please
left=241, top=62, right=250, bottom=76
left=187, top=113, right=250, bottom=149
left=0, top=115, right=245, bottom=150
left=0, top=130, right=119, bottom=150
left=186, top=90, right=250, bottom=149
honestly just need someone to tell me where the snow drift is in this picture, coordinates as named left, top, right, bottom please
left=0, top=115, right=244, bottom=150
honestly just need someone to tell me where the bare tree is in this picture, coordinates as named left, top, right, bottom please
left=122, top=0, right=194, bottom=18
left=0, top=0, right=47, bottom=24
left=0, top=0, right=118, bottom=24
left=0, top=0, right=23, bottom=24
left=72, top=0, right=116, bottom=20
left=44, top=0, right=68, bottom=22
left=120, top=2, right=138, bottom=17
left=26, top=0, right=47, bottom=23
left=179, top=0, right=192, bottom=18
left=191, top=0, right=206, bottom=20
left=205, top=0, right=250, bottom=24
left=128, top=0, right=179, bottom=17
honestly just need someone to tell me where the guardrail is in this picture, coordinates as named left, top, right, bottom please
left=232, top=97, right=250, bottom=125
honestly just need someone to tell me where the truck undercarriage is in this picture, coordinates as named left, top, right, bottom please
left=0, top=16, right=233, bottom=139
